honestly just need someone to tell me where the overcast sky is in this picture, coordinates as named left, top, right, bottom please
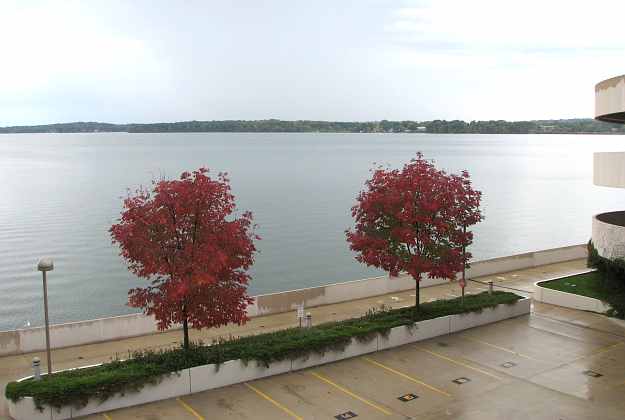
left=1, top=0, right=625, bottom=125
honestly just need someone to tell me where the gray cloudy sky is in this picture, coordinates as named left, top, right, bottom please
left=1, top=0, right=625, bottom=125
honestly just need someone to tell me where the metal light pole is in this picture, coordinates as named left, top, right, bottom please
left=461, top=225, right=466, bottom=305
left=37, top=258, right=54, bottom=375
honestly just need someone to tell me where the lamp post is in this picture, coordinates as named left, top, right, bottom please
left=461, top=225, right=466, bottom=305
left=37, top=257, right=54, bottom=375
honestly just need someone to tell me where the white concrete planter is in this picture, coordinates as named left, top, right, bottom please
left=534, top=278, right=611, bottom=313
left=7, top=298, right=529, bottom=420
left=378, top=316, right=452, bottom=351
left=450, top=298, right=530, bottom=333
left=189, top=359, right=292, bottom=393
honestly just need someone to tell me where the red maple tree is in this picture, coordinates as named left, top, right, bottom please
left=346, top=153, right=482, bottom=314
left=110, top=168, right=257, bottom=349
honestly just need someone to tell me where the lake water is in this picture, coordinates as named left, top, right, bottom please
left=1, top=132, right=625, bottom=330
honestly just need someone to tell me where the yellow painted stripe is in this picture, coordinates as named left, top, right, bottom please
left=102, top=414, right=113, bottom=420
left=461, top=336, right=541, bottom=361
left=573, top=342, right=622, bottom=362
left=585, top=342, right=623, bottom=357
left=362, top=357, right=452, bottom=397
left=244, top=382, right=303, bottom=420
left=417, top=347, right=503, bottom=380
left=310, top=371, right=393, bottom=415
left=176, top=397, right=205, bottom=420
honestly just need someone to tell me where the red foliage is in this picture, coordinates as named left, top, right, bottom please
left=110, top=168, right=257, bottom=346
left=346, top=154, right=482, bottom=307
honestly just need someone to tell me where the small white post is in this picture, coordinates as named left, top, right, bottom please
left=297, top=304, right=305, bottom=328
left=32, top=357, right=41, bottom=381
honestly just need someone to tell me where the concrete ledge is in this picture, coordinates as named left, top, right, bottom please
left=0, top=244, right=585, bottom=357
left=7, top=298, right=529, bottom=420
left=534, top=273, right=611, bottom=313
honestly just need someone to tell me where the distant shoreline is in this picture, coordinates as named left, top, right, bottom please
left=3, top=131, right=625, bottom=135
left=1, top=118, right=624, bottom=135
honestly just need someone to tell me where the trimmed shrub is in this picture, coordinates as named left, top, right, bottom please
left=5, top=291, right=521, bottom=410
left=587, top=240, right=625, bottom=318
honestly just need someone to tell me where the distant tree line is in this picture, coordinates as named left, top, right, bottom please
left=1, top=118, right=624, bottom=134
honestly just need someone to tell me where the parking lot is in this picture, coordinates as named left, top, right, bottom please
left=83, top=309, right=625, bottom=420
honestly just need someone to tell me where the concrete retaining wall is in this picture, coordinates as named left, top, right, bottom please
left=534, top=274, right=611, bottom=313
left=0, top=244, right=585, bottom=357
left=7, top=298, right=530, bottom=420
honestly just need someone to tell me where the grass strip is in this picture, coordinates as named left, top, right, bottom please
left=538, top=271, right=609, bottom=301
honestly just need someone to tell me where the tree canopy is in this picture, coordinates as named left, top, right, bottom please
left=346, top=154, right=482, bottom=312
left=110, top=168, right=257, bottom=349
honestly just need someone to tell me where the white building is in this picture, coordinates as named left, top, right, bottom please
left=592, top=75, right=625, bottom=258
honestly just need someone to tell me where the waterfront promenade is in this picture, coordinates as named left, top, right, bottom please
left=3, top=258, right=625, bottom=419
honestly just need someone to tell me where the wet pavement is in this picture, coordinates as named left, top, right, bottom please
left=3, top=258, right=625, bottom=419
left=79, top=308, right=625, bottom=419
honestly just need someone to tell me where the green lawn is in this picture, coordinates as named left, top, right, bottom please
left=539, top=271, right=608, bottom=300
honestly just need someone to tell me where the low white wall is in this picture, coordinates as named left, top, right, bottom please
left=0, top=244, right=585, bottom=356
left=0, top=313, right=160, bottom=358
left=7, top=298, right=530, bottom=420
left=534, top=276, right=611, bottom=313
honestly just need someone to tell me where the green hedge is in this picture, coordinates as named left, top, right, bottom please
left=587, top=240, right=625, bottom=318
left=5, top=291, right=521, bottom=410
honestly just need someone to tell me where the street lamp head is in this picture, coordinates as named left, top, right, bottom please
left=37, top=258, right=54, bottom=272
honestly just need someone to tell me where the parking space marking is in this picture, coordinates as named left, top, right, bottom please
left=176, top=397, right=205, bottom=420
left=309, top=371, right=393, bottom=415
left=244, top=382, right=304, bottom=420
left=460, top=336, right=542, bottom=361
left=568, top=342, right=622, bottom=363
left=102, top=414, right=113, bottom=420
left=416, top=347, right=503, bottom=380
left=362, top=357, right=452, bottom=397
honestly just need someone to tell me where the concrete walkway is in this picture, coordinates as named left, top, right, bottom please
left=2, top=258, right=617, bottom=419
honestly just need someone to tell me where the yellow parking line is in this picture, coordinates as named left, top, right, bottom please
left=176, top=397, right=205, bottom=420
left=310, top=371, right=393, bottom=415
left=102, top=414, right=113, bottom=420
left=570, top=342, right=623, bottom=363
left=362, top=357, right=452, bottom=397
left=417, top=347, right=503, bottom=380
left=244, top=382, right=303, bottom=420
left=461, top=336, right=541, bottom=361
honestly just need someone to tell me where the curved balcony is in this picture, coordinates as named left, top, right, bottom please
left=594, top=152, right=625, bottom=188
left=592, top=211, right=625, bottom=259
left=594, top=76, right=625, bottom=259
left=596, top=75, right=625, bottom=123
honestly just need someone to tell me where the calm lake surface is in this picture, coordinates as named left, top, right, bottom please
left=1, top=132, right=625, bottom=330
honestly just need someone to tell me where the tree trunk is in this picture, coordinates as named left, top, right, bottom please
left=414, top=281, right=420, bottom=318
left=182, top=305, right=190, bottom=350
